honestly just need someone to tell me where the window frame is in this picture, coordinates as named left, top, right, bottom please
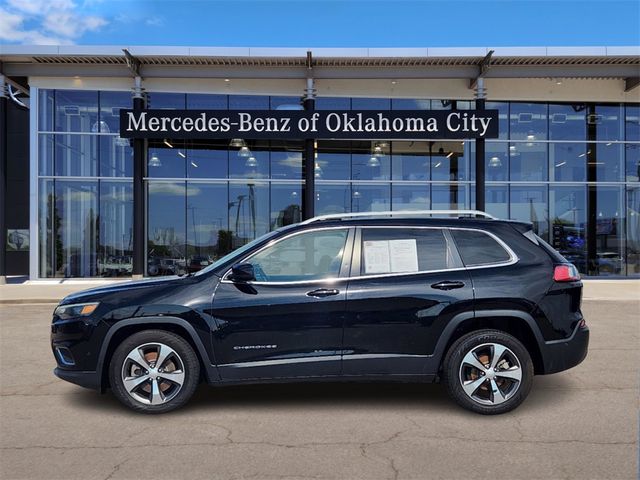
left=221, top=226, right=356, bottom=285
left=449, top=227, right=519, bottom=268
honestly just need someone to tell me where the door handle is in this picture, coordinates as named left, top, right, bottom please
left=431, top=281, right=465, bottom=290
left=306, top=288, right=340, bottom=298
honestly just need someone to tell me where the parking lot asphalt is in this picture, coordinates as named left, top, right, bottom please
left=0, top=300, right=638, bottom=480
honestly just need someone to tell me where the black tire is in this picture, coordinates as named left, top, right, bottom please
left=442, top=329, right=533, bottom=415
left=109, top=330, right=200, bottom=414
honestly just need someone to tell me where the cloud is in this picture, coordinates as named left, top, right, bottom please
left=145, top=16, right=164, bottom=27
left=0, top=0, right=107, bottom=44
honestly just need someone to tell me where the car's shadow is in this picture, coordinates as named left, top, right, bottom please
left=66, top=376, right=573, bottom=416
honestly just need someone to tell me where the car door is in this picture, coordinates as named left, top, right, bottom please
left=342, top=226, right=474, bottom=376
left=210, top=227, right=354, bottom=380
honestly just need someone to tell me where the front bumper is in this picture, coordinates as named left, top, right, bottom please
left=539, top=323, right=589, bottom=374
left=53, top=368, right=101, bottom=390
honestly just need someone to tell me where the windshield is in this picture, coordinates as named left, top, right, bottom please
left=194, top=226, right=291, bottom=277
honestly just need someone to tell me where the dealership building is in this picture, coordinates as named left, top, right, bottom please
left=0, top=45, right=638, bottom=281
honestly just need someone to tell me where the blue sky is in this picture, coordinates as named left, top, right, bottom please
left=0, top=0, right=639, bottom=46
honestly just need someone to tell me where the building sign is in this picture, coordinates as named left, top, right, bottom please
left=120, top=109, right=499, bottom=139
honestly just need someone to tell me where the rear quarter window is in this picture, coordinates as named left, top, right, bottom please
left=451, top=229, right=512, bottom=266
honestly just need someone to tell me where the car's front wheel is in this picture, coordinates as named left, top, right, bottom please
left=109, top=330, right=200, bottom=413
left=442, top=329, right=533, bottom=415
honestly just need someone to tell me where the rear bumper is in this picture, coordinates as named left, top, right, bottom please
left=53, top=368, right=100, bottom=390
left=539, top=323, right=589, bottom=374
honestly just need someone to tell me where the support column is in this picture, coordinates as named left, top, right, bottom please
left=0, top=77, right=7, bottom=285
left=586, top=105, right=597, bottom=276
left=132, top=77, right=146, bottom=279
left=474, top=77, right=486, bottom=213
left=302, top=59, right=316, bottom=220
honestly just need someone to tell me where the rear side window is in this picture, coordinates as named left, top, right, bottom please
left=451, top=229, right=512, bottom=266
left=360, top=228, right=455, bottom=275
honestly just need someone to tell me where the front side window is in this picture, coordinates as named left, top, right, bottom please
left=361, top=228, right=453, bottom=275
left=451, top=229, right=512, bottom=266
left=246, top=229, right=349, bottom=282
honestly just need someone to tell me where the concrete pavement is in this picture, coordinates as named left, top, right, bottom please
left=0, top=300, right=638, bottom=479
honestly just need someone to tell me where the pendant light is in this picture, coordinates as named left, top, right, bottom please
left=238, top=146, right=251, bottom=157
left=149, top=153, right=162, bottom=167
left=367, top=156, right=380, bottom=167
left=489, top=155, right=502, bottom=168
left=245, top=156, right=258, bottom=168
left=229, top=138, right=246, bottom=148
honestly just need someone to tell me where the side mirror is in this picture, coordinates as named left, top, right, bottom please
left=229, top=263, right=255, bottom=283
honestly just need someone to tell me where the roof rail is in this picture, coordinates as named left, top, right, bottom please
left=301, top=210, right=496, bottom=225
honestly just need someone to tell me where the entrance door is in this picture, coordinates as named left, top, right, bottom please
left=211, top=227, right=354, bottom=380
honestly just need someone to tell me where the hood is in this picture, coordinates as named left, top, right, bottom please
left=59, top=276, right=184, bottom=305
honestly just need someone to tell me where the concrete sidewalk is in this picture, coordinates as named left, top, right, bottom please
left=0, top=277, right=638, bottom=304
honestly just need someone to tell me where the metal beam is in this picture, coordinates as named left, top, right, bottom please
left=625, top=77, right=640, bottom=92
left=469, top=50, right=494, bottom=89
left=123, top=48, right=141, bottom=78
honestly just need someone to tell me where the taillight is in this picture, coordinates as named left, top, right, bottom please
left=553, top=264, right=580, bottom=282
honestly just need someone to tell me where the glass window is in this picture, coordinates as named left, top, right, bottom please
left=270, top=96, right=302, bottom=110
left=625, top=143, right=640, bottom=182
left=432, top=184, right=468, bottom=210
left=146, top=92, right=185, bottom=110
left=550, top=186, right=587, bottom=274
left=431, top=100, right=453, bottom=110
left=432, top=141, right=468, bottom=181
left=485, top=102, right=509, bottom=140
left=549, top=104, right=586, bottom=140
left=99, top=91, right=131, bottom=134
left=361, top=228, right=451, bottom=274
left=186, top=183, right=228, bottom=272
left=392, top=184, right=430, bottom=211
left=352, top=184, right=390, bottom=212
left=590, top=143, right=623, bottom=182
left=99, top=182, right=133, bottom=277
left=229, top=140, right=269, bottom=179
left=271, top=184, right=302, bottom=229
left=38, top=179, right=54, bottom=277
left=246, top=229, right=349, bottom=282
left=315, top=97, right=350, bottom=110
left=147, top=181, right=186, bottom=276
left=38, top=89, right=54, bottom=131
left=54, top=134, right=98, bottom=177
left=484, top=142, right=508, bottom=181
left=510, top=142, right=547, bottom=181
left=391, top=141, right=429, bottom=180
left=270, top=140, right=303, bottom=179
left=626, top=187, right=640, bottom=276
left=351, top=98, right=390, bottom=110
left=148, top=140, right=186, bottom=178
left=187, top=94, right=227, bottom=110
left=229, top=95, right=269, bottom=110
left=510, top=185, right=549, bottom=241
left=38, top=134, right=54, bottom=176
left=591, top=186, right=624, bottom=276
left=54, top=180, right=99, bottom=277
left=316, top=183, right=350, bottom=214
left=626, top=105, right=640, bottom=141
left=228, top=182, right=270, bottom=248
left=510, top=102, right=547, bottom=141
left=187, top=141, right=228, bottom=178
left=451, top=229, right=511, bottom=266
left=352, top=141, right=390, bottom=180
left=391, top=99, right=431, bottom=110
left=550, top=143, right=587, bottom=182
left=316, top=141, right=350, bottom=180
left=590, top=105, right=623, bottom=141
left=470, top=185, right=508, bottom=219
left=100, top=135, right=133, bottom=178
left=55, top=90, right=98, bottom=133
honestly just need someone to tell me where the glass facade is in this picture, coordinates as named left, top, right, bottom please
left=36, top=90, right=640, bottom=277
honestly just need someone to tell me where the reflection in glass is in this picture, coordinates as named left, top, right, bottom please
left=147, top=182, right=186, bottom=276
left=484, top=142, right=508, bottom=181
left=627, top=188, right=640, bottom=276
left=591, top=143, right=623, bottom=182
left=38, top=134, right=54, bottom=176
left=39, top=89, right=55, bottom=131
left=54, top=134, right=98, bottom=177
left=315, top=184, right=350, bottom=214
left=55, top=90, right=99, bottom=133
left=550, top=186, right=587, bottom=274
left=626, top=105, right=640, bottom=141
left=510, top=142, right=547, bottom=181
left=270, top=141, right=303, bottom=179
left=99, top=182, right=133, bottom=277
left=55, top=180, right=98, bottom=277
left=148, top=140, right=186, bottom=178
left=100, top=135, right=133, bottom=177
left=591, top=105, right=623, bottom=141
left=391, top=99, right=431, bottom=110
left=315, top=97, right=350, bottom=110
left=351, top=98, right=390, bottom=110
left=392, top=184, right=429, bottom=210
left=228, top=182, right=269, bottom=249
left=229, top=140, right=269, bottom=179
left=392, top=141, right=429, bottom=180
left=186, top=183, right=229, bottom=272
left=550, top=143, right=587, bottom=182
left=510, top=102, right=547, bottom=141
left=187, top=141, right=228, bottom=179
left=270, top=96, right=302, bottom=110
left=38, top=179, right=54, bottom=277
left=316, top=141, right=351, bottom=180
left=549, top=103, right=586, bottom=140
left=471, top=185, right=508, bottom=219
left=146, top=92, right=185, bottom=109
left=486, top=102, right=509, bottom=140
left=351, top=184, right=390, bottom=212
left=100, top=91, right=131, bottom=133
left=432, top=141, right=467, bottom=181
left=187, top=94, right=227, bottom=109
left=510, top=185, right=549, bottom=240
left=590, top=186, right=624, bottom=276
left=432, top=184, right=468, bottom=210
left=625, top=143, right=640, bottom=182
left=271, top=184, right=302, bottom=229
left=352, top=141, right=390, bottom=180
left=229, top=95, right=269, bottom=110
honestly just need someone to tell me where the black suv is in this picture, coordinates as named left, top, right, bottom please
left=51, top=211, right=589, bottom=415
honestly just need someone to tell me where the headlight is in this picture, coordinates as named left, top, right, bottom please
left=54, top=302, right=100, bottom=320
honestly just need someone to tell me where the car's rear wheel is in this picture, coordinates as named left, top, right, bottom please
left=109, top=330, right=200, bottom=413
left=442, top=329, right=533, bottom=415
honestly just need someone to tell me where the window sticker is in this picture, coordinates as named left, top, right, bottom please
left=363, top=239, right=419, bottom=274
